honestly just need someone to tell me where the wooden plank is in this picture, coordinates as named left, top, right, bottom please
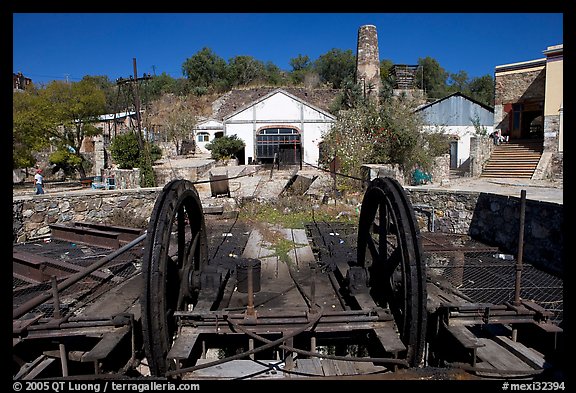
left=290, top=229, right=316, bottom=266
left=22, top=358, right=55, bottom=380
left=321, top=359, right=339, bottom=376
left=78, top=273, right=142, bottom=318
left=476, top=338, right=533, bottom=371
left=241, top=230, right=264, bottom=259
left=332, top=359, right=357, bottom=376
left=82, top=325, right=130, bottom=362
left=492, top=335, right=547, bottom=369
left=295, top=358, right=324, bottom=376
left=166, top=329, right=200, bottom=361
left=445, top=324, right=485, bottom=349
left=353, top=360, right=387, bottom=375
left=532, top=321, right=563, bottom=333
left=189, top=359, right=285, bottom=379
left=374, top=326, right=407, bottom=354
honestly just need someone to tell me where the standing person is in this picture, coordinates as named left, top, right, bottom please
left=34, top=169, right=44, bottom=195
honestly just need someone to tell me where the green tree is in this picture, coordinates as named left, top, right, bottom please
left=206, top=135, right=245, bottom=160
left=314, top=48, right=356, bottom=89
left=329, top=75, right=364, bottom=113
left=12, top=79, right=106, bottom=178
left=147, top=72, right=177, bottom=99
left=289, top=54, right=312, bottom=85
left=109, top=132, right=141, bottom=169
left=13, top=88, right=52, bottom=169
left=182, top=47, right=228, bottom=91
left=81, top=75, right=117, bottom=113
left=469, top=74, right=495, bottom=106
left=226, top=55, right=267, bottom=87
left=416, top=56, right=449, bottom=101
left=447, top=70, right=471, bottom=95
left=263, top=61, right=286, bottom=85
left=379, top=59, right=395, bottom=99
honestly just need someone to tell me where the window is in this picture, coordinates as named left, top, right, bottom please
left=197, top=132, right=210, bottom=142
left=256, top=127, right=301, bottom=162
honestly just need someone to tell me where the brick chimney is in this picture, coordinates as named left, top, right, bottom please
left=356, top=25, right=381, bottom=102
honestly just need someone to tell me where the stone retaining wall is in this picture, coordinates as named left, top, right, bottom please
left=13, top=187, right=563, bottom=275
left=407, top=188, right=563, bottom=275
left=13, top=188, right=161, bottom=243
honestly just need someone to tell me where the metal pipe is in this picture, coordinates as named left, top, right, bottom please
left=246, top=262, right=255, bottom=317
left=514, top=190, right=526, bottom=305
left=512, top=190, right=527, bottom=341
left=52, top=276, right=68, bottom=377
left=13, top=233, right=146, bottom=319
left=51, top=276, right=61, bottom=320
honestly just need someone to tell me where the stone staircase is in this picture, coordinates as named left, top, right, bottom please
left=480, top=139, right=543, bottom=179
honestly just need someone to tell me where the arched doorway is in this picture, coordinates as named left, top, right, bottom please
left=256, top=127, right=301, bottom=165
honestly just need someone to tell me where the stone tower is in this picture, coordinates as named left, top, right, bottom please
left=356, top=24, right=381, bottom=102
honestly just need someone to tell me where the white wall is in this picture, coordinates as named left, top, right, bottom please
left=423, top=125, right=493, bottom=169
left=194, top=119, right=223, bottom=153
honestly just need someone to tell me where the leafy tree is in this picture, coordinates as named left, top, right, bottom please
left=329, top=75, right=364, bottom=113
left=469, top=74, right=495, bottom=106
left=110, top=132, right=141, bottom=169
left=226, top=55, right=267, bottom=87
left=447, top=70, right=471, bottom=95
left=12, top=79, right=106, bottom=178
left=314, top=48, right=356, bottom=89
left=13, top=88, right=52, bottom=169
left=263, top=61, right=286, bottom=85
left=289, top=54, right=313, bottom=85
left=206, top=135, right=245, bottom=160
left=416, top=56, right=449, bottom=101
left=182, top=47, right=228, bottom=91
left=147, top=72, right=177, bottom=99
left=81, top=75, right=117, bottom=113
left=379, top=59, right=395, bottom=99
left=49, top=148, right=84, bottom=177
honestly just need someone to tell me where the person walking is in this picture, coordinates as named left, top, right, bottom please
left=34, top=169, right=44, bottom=195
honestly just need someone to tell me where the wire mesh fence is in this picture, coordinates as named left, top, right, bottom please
left=425, top=250, right=563, bottom=324
left=13, top=238, right=143, bottom=320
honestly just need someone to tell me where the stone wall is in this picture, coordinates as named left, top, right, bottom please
left=550, top=153, right=563, bottom=180
left=468, top=136, right=494, bottom=177
left=13, top=188, right=161, bottom=242
left=13, top=186, right=563, bottom=276
left=102, top=168, right=141, bottom=190
left=430, top=154, right=450, bottom=186
left=495, top=69, right=546, bottom=105
left=407, top=189, right=563, bottom=275
left=544, top=114, right=560, bottom=153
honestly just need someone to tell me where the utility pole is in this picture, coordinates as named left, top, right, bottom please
left=115, top=58, right=154, bottom=186
left=115, top=58, right=152, bottom=150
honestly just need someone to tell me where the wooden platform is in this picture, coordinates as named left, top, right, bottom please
left=184, top=358, right=387, bottom=379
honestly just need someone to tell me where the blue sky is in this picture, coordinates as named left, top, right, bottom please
left=12, top=13, right=564, bottom=85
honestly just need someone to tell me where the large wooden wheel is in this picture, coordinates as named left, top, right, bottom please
left=141, top=180, right=208, bottom=376
left=356, top=177, right=427, bottom=367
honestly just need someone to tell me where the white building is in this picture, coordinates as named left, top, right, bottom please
left=221, top=88, right=336, bottom=166
left=415, top=92, right=494, bottom=170
left=194, top=118, right=224, bottom=153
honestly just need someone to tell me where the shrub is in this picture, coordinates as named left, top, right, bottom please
left=206, top=135, right=245, bottom=160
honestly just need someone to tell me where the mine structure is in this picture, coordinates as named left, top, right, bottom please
left=13, top=177, right=563, bottom=380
